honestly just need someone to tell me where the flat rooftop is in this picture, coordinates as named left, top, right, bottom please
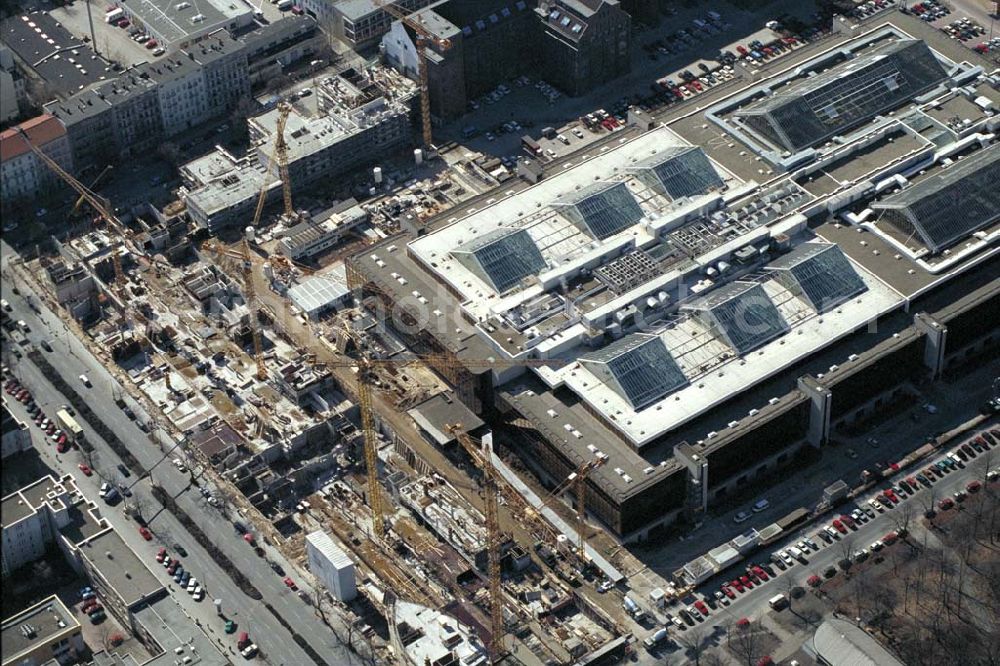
left=1, top=12, right=113, bottom=96
left=131, top=596, right=230, bottom=666
left=395, top=600, right=488, bottom=666
left=76, top=529, right=165, bottom=608
left=1, top=596, right=80, bottom=665
left=118, top=0, right=249, bottom=45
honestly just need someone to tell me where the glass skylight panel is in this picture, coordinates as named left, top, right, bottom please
left=686, top=282, right=789, bottom=355
left=766, top=243, right=867, bottom=313
left=581, top=334, right=687, bottom=409
left=872, top=144, right=1000, bottom=253
left=452, top=228, right=547, bottom=293
left=629, top=146, right=723, bottom=200
left=554, top=181, right=643, bottom=240
left=736, top=40, right=947, bottom=151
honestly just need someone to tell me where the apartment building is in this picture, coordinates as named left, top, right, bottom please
left=44, top=30, right=249, bottom=170
left=536, top=0, right=631, bottom=97
left=0, top=114, right=74, bottom=204
left=1, top=405, right=32, bottom=460
left=298, top=0, right=435, bottom=50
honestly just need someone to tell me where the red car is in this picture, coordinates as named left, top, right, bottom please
left=721, top=586, right=736, bottom=599
left=730, top=579, right=744, bottom=592
left=283, top=577, right=297, bottom=590
left=78, top=464, right=93, bottom=476
left=167, top=562, right=178, bottom=575
left=883, top=489, right=898, bottom=503
left=139, top=526, right=153, bottom=541
left=739, top=575, right=753, bottom=589
left=156, top=547, right=167, bottom=563
left=840, top=514, right=855, bottom=529
left=752, top=566, right=769, bottom=581
left=966, top=480, right=981, bottom=493
left=694, top=600, right=709, bottom=616
left=938, top=497, right=954, bottom=511
left=832, top=519, right=847, bottom=534
left=56, top=442, right=68, bottom=453
left=737, top=45, right=749, bottom=55
left=145, top=39, right=158, bottom=49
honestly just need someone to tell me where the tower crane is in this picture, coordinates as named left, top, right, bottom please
left=200, top=101, right=294, bottom=382
left=202, top=232, right=269, bottom=382
left=447, top=424, right=506, bottom=663
left=15, top=128, right=134, bottom=315
left=251, top=101, right=294, bottom=224
left=373, top=0, right=452, bottom=147
left=541, top=456, right=608, bottom=556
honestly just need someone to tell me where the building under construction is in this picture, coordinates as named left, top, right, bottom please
left=182, top=65, right=417, bottom=231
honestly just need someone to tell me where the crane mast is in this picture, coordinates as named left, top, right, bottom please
left=374, top=0, right=452, bottom=147
left=448, top=425, right=505, bottom=663
left=15, top=129, right=130, bottom=307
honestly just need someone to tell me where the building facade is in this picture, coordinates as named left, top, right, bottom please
left=298, top=0, right=436, bottom=50
left=536, top=0, right=631, bottom=97
left=1, top=405, right=32, bottom=460
left=45, top=30, right=249, bottom=171
left=381, top=0, right=631, bottom=121
left=0, top=114, right=73, bottom=204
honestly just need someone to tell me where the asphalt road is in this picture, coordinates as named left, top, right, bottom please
left=1, top=245, right=363, bottom=666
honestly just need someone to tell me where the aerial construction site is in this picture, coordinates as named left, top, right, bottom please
left=2, top=3, right=998, bottom=666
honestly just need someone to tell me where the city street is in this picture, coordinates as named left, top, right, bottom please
left=634, top=428, right=998, bottom=662
left=1, top=242, right=364, bottom=666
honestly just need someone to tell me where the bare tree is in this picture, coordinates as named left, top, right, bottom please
left=677, top=625, right=710, bottom=666
left=890, top=504, right=913, bottom=538
left=732, top=620, right=760, bottom=666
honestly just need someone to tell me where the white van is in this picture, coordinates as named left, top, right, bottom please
left=768, top=593, right=787, bottom=609
left=1, top=299, right=10, bottom=311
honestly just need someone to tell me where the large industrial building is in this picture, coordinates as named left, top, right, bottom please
left=350, top=24, right=1000, bottom=542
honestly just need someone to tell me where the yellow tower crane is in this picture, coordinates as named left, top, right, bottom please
left=251, top=101, right=294, bottom=224
left=202, top=233, right=269, bottom=382
left=542, top=456, right=607, bottom=556
left=201, top=101, right=294, bottom=382
left=374, top=0, right=452, bottom=147
left=447, top=424, right=506, bottom=663
left=15, top=128, right=134, bottom=317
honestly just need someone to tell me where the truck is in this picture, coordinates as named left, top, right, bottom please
left=643, top=628, right=669, bottom=649
left=105, top=8, right=125, bottom=23
left=56, top=409, right=84, bottom=443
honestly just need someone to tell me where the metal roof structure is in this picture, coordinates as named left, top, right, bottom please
left=737, top=39, right=948, bottom=151
left=288, top=275, right=349, bottom=316
left=627, top=145, right=724, bottom=200
left=871, top=144, right=1000, bottom=253
left=452, top=228, right=547, bottom=293
left=580, top=333, right=688, bottom=409
left=684, top=282, right=789, bottom=355
left=812, top=618, right=904, bottom=666
left=552, top=180, right=644, bottom=240
left=765, top=242, right=867, bottom=313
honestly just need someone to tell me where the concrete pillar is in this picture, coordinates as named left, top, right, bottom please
left=798, top=375, right=831, bottom=447
left=914, top=312, right=947, bottom=380
left=673, top=442, right=708, bottom=515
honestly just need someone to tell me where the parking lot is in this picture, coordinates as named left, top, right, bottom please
left=438, top=0, right=823, bottom=159
left=633, top=425, right=1000, bottom=661
left=48, top=0, right=154, bottom=66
